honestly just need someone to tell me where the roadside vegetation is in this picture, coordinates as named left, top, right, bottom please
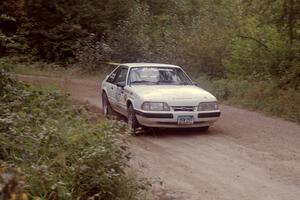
left=0, top=58, right=107, bottom=80
left=0, top=67, right=146, bottom=199
left=197, top=76, right=300, bottom=122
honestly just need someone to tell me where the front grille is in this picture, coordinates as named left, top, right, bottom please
left=172, top=106, right=195, bottom=112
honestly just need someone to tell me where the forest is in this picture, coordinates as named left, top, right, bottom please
left=1, top=0, right=300, bottom=121
left=2, top=0, right=299, bottom=120
left=0, top=0, right=298, bottom=78
left=0, top=0, right=299, bottom=74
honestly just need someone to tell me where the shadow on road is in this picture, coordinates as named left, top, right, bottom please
left=113, top=114, right=222, bottom=138
left=136, top=127, right=220, bottom=138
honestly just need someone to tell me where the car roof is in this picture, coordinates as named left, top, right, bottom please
left=121, top=63, right=181, bottom=68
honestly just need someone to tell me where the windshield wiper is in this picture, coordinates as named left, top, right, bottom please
left=157, top=80, right=176, bottom=84
left=179, top=82, right=191, bottom=85
left=156, top=80, right=191, bottom=85
left=130, top=80, right=158, bottom=85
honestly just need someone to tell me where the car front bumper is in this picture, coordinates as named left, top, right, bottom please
left=135, top=110, right=221, bottom=128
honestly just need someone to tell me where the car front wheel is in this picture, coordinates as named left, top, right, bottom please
left=128, top=104, right=140, bottom=132
left=102, top=93, right=114, bottom=118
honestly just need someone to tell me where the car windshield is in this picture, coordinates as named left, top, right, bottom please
left=129, top=67, right=193, bottom=85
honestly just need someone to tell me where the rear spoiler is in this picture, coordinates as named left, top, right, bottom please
left=106, top=62, right=120, bottom=66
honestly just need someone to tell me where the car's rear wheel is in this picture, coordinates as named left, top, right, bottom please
left=102, top=93, right=115, bottom=118
left=128, top=104, right=140, bottom=132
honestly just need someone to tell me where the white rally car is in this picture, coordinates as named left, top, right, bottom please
left=101, top=63, right=220, bottom=131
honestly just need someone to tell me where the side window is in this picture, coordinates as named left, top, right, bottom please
left=114, top=68, right=128, bottom=84
left=107, top=67, right=120, bottom=83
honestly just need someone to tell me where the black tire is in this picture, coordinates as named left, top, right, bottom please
left=128, top=104, right=140, bottom=132
left=102, top=93, right=115, bottom=118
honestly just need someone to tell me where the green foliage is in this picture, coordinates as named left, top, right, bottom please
left=21, top=0, right=138, bottom=62
left=1, top=0, right=300, bottom=121
left=1, top=0, right=298, bottom=81
left=224, top=2, right=300, bottom=88
left=197, top=76, right=300, bottom=122
left=0, top=69, right=146, bottom=199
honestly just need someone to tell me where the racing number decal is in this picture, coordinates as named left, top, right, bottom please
left=115, top=88, right=128, bottom=102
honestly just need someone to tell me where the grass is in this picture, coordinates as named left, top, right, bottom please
left=0, top=57, right=111, bottom=81
left=196, top=76, right=300, bottom=122
left=0, top=68, right=148, bottom=200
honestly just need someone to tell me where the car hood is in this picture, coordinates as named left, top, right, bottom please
left=128, top=85, right=217, bottom=102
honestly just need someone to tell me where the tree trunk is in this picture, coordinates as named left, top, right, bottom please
left=287, top=0, right=294, bottom=44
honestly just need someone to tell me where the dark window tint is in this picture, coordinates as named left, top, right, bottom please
left=107, top=68, right=118, bottom=83
left=114, top=68, right=128, bottom=84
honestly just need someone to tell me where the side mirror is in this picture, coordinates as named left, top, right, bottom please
left=116, top=81, right=126, bottom=88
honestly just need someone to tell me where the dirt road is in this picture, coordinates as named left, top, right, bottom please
left=19, top=75, right=300, bottom=200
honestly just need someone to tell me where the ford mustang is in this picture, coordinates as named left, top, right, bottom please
left=101, top=63, right=220, bottom=131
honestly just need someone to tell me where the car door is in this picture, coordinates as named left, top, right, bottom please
left=112, top=66, right=129, bottom=115
left=105, top=66, right=121, bottom=107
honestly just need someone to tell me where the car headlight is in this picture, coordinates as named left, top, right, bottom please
left=198, top=102, right=219, bottom=111
left=141, top=102, right=170, bottom=111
